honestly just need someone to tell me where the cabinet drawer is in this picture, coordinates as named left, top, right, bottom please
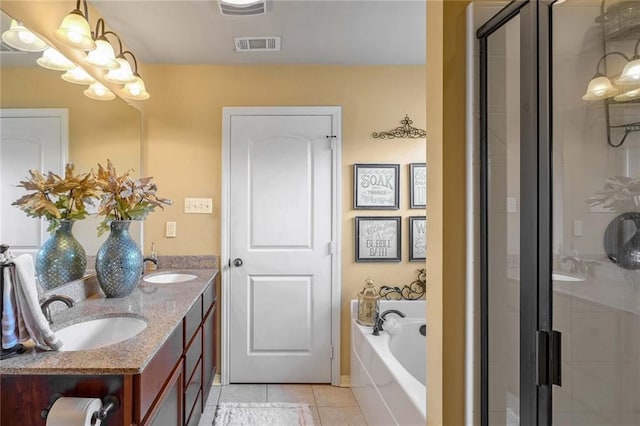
left=184, top=296, right=202, bottom=347
left=135, top=325, right=183, bottom=423
left=185, top=358, right=202, bottom=422
left=185, top=327, right=202, bottom=383
left=203, top=281, right=215, bottom=313
left=186, top=389, right=203, bottom=426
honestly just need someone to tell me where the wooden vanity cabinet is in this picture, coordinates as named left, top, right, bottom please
left=0, top=280, right=216, bottom=426
left=141, top=280, right=216, bottom=426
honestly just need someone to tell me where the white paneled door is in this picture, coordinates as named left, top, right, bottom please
left=228, top=111, right=337, bottom=383
left=0, top=109, right=67, bottom=258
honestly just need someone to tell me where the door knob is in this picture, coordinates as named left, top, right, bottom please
left=233, top=258, right=243, bottom=267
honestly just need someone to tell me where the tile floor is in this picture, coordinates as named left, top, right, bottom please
left=198, top=384, right=368, bottom=425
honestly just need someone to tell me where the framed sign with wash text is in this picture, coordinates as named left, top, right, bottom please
left=355, top=216, right=401, bottom=262
left=410, top=163, right=426, bottom=209
left=409, top=216, right=426, bottom=261
left=353, top=164, right=400, bottom=209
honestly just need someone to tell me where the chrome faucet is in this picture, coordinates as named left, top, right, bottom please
left=561, top=255, right=599, bottom=276
left=142, top=257, right=158, bottom=275
left=40, top=294, right=75, bottom=323
left=372, top=309, right=406, bottom=336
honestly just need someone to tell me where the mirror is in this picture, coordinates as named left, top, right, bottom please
left=0, top=10, right=142, bottom=269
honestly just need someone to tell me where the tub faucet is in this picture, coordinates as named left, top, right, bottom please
left=40, top=295, right=75, bottom=324
left=372, top=309, right=406, bottom=336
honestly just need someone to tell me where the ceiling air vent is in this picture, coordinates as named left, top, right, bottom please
left=234, top=36, right=281, bottom=52
left=219, top=0, right=266, bottom=16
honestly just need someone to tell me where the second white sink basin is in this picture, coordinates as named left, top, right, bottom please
left=552, top=272, right=585, bottom=282
left=55, top=316, right=147, bottom=352
left=143, top=273, right=197, bottom=284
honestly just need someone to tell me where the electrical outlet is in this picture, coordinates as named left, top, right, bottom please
left=184, top=198, right=213, bottom=214
left=166, top=221, right=176, bottom=238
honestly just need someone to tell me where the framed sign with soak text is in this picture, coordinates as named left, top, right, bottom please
left=355, top=216, right=401, bottom=262
left=353, top=163, right=400, bottom=209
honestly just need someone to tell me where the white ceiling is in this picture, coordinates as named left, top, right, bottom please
left=90, top=0, right=426, bottom=65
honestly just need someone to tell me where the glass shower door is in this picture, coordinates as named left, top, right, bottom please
left=551, top=1, right=640, bottom=425
left=483, top=14, right=522, bottom=426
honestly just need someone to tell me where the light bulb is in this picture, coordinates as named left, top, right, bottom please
left=84, top=82, right=115, bottom=101
left=17, top=29, right=35, bottom=44
left=84, top=38, right=119, bottom=70
left=118, top=76, right=150, bottom=100
left=582, top=75, right=618, bottom=100
left=1, top=19, right=47, bottom=52
left=105, top=58, right=136, bottom=84
left=62, top=66, right=96, bottom=85
left=37, top=47, right=75, bottom=71
left=54, top=10, right=96, bottom=51
left=616, top=58, right=640, bottom=85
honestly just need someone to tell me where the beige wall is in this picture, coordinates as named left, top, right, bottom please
left=426, top=0, right=469, bottom=424
left=141, top=64, right=426, bottom=376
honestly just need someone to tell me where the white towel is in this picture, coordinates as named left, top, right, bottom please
left=2, top=267, right=18, bottom=349
left=9, top=255, right=62, bottom=351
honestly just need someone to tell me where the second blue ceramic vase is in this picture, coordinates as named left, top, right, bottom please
left=96, top=220, right=142, bottom=297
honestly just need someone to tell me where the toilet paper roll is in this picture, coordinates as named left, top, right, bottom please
left=46, top=397, right=102, bottom=426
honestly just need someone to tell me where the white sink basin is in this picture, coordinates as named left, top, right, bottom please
left=552, top=273, right=585, bottom=282
left=55, top=316, right=147, bottom=352
left=143, top=273, right=198, bottom=284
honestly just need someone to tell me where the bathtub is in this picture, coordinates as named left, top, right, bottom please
left=350, top=300, right=426, bottom=426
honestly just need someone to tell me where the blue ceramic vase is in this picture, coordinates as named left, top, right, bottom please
left=96, top=220, right=142, bottom=298
left=36, top=220, right=86, bottom=290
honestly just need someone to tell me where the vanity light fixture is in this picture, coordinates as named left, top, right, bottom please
left=84, top=19, right=119, bottom=70
left=114, top=52, right=150, bottom=100
left=1, top=19, right=47, bottom=52
left=37, top=47, right=76, bottom=71
left=84, top=82, right=116, bottom=101
left=582, top=51, right=629, bottom=100
left=616, top=39, right=640, bottom=85
left=62, top=66, right=97, bottom=85
left=54, top=0, right=96, bottom=51
left=614, top=87, right=640, bottom=102
left=104, top=37, right=137, bottom=84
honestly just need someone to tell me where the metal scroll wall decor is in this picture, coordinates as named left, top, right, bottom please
left=379, top=268, right=426, bottom=300
left=372, top=115, right=426, bottom=139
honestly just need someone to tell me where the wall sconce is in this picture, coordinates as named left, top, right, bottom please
left=54, top=0, right=96, bottom=51
left=372, top=115, right=426, bottom=139
left=1, top=19, right=47, bottom=52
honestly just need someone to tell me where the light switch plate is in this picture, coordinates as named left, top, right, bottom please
left=185, top=198, right=213, bottom=214
left=166, top=221, right=177, bottom=238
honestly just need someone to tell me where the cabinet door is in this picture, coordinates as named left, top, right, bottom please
left=143, top=360, right=184, bottom=426
left=203, top=304, right=216, bottom=401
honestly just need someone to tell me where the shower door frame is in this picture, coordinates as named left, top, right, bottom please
left=477, top=0, right=557, bottom=425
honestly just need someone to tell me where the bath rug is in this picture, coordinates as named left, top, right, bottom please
left=213, top=402, right=314, bottom=426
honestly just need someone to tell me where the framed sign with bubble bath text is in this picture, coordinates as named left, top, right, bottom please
left=355, top=216, right=401, bottom=262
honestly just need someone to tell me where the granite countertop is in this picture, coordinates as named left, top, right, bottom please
left=0, top=268, right=217, bottom=375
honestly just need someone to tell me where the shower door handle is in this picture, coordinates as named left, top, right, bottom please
left=551, top=330, right=562, bottom=386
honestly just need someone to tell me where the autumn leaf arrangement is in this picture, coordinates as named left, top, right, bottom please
left=13, top=160, right=172, bottom=235
left=587, top=175, right=640, bottom=213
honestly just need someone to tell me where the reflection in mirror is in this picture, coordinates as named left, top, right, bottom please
left=0, top=10, right=142, bottom=287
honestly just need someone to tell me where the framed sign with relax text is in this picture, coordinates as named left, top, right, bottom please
left=410, top=163, right=426, bottom=209
left=353, top=164, right=400, bottom=209
left=355, top=216, right=401, bottom=262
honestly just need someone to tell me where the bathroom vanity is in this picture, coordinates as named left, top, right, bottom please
left=0, top=269, right=217, bottom=426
